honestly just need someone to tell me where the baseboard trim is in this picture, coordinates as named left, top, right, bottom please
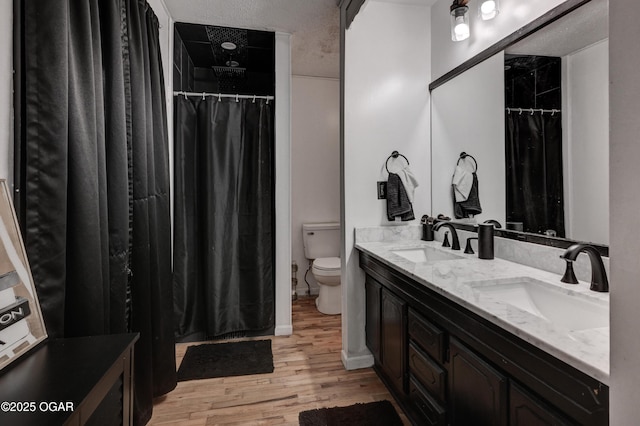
left=274, top=325, right=293, bottom=336
left=341, top=349, right=374, bottom=370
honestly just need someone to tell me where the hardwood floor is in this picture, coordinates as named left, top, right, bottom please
left=149, top=297, right=409, bottom=425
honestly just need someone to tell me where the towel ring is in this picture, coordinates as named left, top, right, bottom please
left=457, top=152, right=478, bottom=172
left=385, top=151, right=410, bottom=174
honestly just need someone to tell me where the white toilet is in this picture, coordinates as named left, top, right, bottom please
left=302, top=222, right=341, bottom=315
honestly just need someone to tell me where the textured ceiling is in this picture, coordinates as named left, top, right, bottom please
left=164, top=0, right=340, bottom=78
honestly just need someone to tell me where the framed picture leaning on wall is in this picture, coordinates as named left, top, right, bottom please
left=0, top=179, right=47, bottom=370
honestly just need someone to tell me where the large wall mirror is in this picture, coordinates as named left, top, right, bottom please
left=431, top=0, right=609, bottom=247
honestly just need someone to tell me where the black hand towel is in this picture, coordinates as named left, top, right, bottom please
left=387, top=172, right=415, bottom=221
left=454, top=172, right=482, bottom=218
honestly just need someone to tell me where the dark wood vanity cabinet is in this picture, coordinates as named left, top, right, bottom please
left=359, top=250, right=609, bottom=426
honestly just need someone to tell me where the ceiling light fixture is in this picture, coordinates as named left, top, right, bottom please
left=221, top=41, right=237, bottom=50
left=450, top=0, right=470, bottom=42
left=479, top=0, right=499, bottom=21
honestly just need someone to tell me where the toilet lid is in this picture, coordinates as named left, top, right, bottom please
left=313, top=257, right=341, bottom=271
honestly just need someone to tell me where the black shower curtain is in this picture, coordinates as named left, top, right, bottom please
left=16, top=0, right=175, bottom=424
left=505, top=112, right=565, bottom=236
left=173, top=96, right=274, bottom=341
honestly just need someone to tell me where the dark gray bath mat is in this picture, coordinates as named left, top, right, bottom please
left=177, top=339, right=274, bottom=381
left=298, top=400, right=403, bottom=426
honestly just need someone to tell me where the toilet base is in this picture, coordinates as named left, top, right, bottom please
left=316, top=283, right=341, bottom=315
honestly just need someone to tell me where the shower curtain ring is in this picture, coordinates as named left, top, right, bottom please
left=552, top=109, right=556, bottom=116
left=530, top=108, right=534, bottom=115
left=202, top=92, right=206, bottom=100
left=519, top=108, right=523, bottom=115
left=252, top=95, right=256, bottom=103
left=218, top=93, right=222, bottom=102
left=236, top=94, right=239, bottom=102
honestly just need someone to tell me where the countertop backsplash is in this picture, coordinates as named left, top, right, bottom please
left=355, top=224, right=610, bottom=284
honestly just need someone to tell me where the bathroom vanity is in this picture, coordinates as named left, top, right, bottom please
left=356, top=238, right=609, bottom=426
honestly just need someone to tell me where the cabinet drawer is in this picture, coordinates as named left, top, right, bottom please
left=409, top=376, right=446, bottom=426
left=408, top=342, right=446, bottom=403
left=408, top=308, right=445, bottom=362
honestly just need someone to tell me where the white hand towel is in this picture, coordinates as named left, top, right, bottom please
left=386, top=157, right=419, bottom=203
left=397, top=166, right=419, bottom=203
left=452, top=165, right=473, bottom=202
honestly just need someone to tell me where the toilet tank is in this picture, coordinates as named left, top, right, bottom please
left=302, top=222, right=340, bottom=259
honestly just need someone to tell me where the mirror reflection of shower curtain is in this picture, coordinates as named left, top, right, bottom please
left=505, top=112, right=565, bottom=237
left=173, top=97, right=274, bottom=341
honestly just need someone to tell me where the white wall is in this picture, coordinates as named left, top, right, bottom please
left=431, top=51, right=505, bottom=225
left=610, top=0, right=640, bottom=423
left=0, top=1, right=12, bottom=183
left=563, top=40, right=609, bottom=245
left=291, top=76, right=340, bottom=296
left=431, top=0, right=567, bottom=80
left=274, top=32, right=293, bottom=335
left=343, top=0, right=431, bottom=369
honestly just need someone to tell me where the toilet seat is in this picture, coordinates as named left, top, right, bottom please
left=312, top=257, right=340, bottom=277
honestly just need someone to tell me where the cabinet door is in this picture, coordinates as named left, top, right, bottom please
left=381, top=287, right=406, bottom=394
left=511, top=383, right=575, bottom=426
left=365, top=277, right=381, bottom=362
left=448, top=338, right=508, bottom=426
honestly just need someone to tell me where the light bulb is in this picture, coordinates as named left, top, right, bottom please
left=480, top=0, right=498, bottom=20
left=454, top=16, right=470, bottom=40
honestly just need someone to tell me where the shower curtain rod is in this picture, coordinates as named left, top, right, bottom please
left=173, top=91, right=274, bottom=101
left=506, top=107, right=561, bottom=115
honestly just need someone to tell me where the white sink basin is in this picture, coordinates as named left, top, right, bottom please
left=391, top=247, right=463, bottom=263
left=470, top=277, right=608, bottom=332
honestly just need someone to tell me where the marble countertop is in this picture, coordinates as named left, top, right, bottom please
left=355, top=239, right=609, bottom=385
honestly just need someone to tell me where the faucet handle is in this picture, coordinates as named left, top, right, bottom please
left=560, top=258, right=579, bottom=284
left=465, top=237, right=478, bottom=254
left=443, top=231, right=450, bottom=248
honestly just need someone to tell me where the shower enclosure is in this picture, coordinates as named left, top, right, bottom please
left=173, top=24, right=276, bottom=341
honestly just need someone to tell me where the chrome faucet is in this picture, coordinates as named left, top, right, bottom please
left=559, top=243, right=609, bottom=292
left=433, top=222, right=460, bottom=250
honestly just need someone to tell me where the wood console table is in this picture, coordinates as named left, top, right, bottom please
left=0, top=333, right=138, bottom=425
